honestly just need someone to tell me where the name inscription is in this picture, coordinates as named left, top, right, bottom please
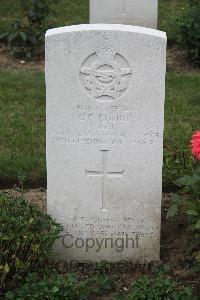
left=50, top=104, right=161, bottom=146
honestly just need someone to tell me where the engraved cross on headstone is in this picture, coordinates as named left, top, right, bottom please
left=121, top=0, right=127, bottom=22
left=86, top=150, right=124, bottom=211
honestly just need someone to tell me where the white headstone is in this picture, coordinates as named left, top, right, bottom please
left=46, top=24, right=166, bottom=264
left=90, top=0, right=158, bottom=29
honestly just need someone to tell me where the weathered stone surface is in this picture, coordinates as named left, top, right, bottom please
left=90, top=0, right=158, bottom=29
left=46, top=24, right=167, bottom=263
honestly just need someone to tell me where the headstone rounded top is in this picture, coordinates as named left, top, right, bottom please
left=46, top=24, right=166, bottom=40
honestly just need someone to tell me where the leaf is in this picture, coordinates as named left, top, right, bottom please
left=8, top=32, right=18, bottom=43
left=4, top=262, right=9, bottom=273
left=176, top=175, right=200, bottom=186
left=186, top=210, right=199, bottom=216
left=0, top=32, right=8, bottom=40
left=195, top=219, right=200, bottom=229
left=19, top=31, right=27, bottom=42
left=171, top=193, right=183, bottom=203
left=194, top=251, right=200, bottom=262
left=166, top=204, right=178, bottom=219
left=28, top=217, right=34, bottom=224
left=5, top=291, right=14, bottom=299
left=15, top=257, right=21, bottom=268
left=52, top=286, right=59, bottom=293
left=166, top=193, right=183, bottom=219
left=185, top=200, right=198, bottom=211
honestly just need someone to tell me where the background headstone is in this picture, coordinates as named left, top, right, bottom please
left=90, top=0, right=158, bottom=29
left=46, top=24, right=166, bottom=263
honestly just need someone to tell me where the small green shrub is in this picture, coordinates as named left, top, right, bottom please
left=5, top=272, right=92, bottom=300
left=175, top=2, right=200, bottom=66
left=0, top=0, right=60, bottom=58
left=0, top=21, right=29, bottom=58
left=5, top=270, right=114, bottom=299
left=0, top=192, right=63, bottom=294
left=116, top=274, right=193, bottom=300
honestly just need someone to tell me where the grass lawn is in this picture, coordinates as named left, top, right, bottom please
left=164, top=73, right=200, bottom=186
left=0, top=70, right=46, bottom=186
left=0, top=0, right=199, bottom=187
left=0, top=70, right=199, bottom=187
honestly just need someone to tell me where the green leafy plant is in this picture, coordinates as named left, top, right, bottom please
left=21, top=0, right=59, bottom=24
left=88, top=262, right=114, bottom=294
left=16, top=169, right=26, bottom=195
left=0, top=0, right=60, bottom=58
left=163, top=138, right=193, bottom=188
left=0, top=21, right=33, bottom=59
left=167, top=166, right=200, bottom=264
left=166, top=167, right=200, bottom=224
left=175, top=1, right=200, bottom=66
left=115, top=274, right=193, bottom=300
left=167, top=131, right=200, bottom=264
left=0, top=192, right=63, bottom=294
left=5, top=272, right=93, bottom=300
left=5, top=269, right=114, bottom=299
left=167, top=132, right=200, bottom=229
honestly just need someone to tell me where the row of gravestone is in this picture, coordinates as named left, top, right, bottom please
left=46, top=0, right=166, bottom=264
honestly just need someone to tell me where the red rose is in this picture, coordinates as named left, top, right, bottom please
left=191, top=131, right=200, bottom=160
